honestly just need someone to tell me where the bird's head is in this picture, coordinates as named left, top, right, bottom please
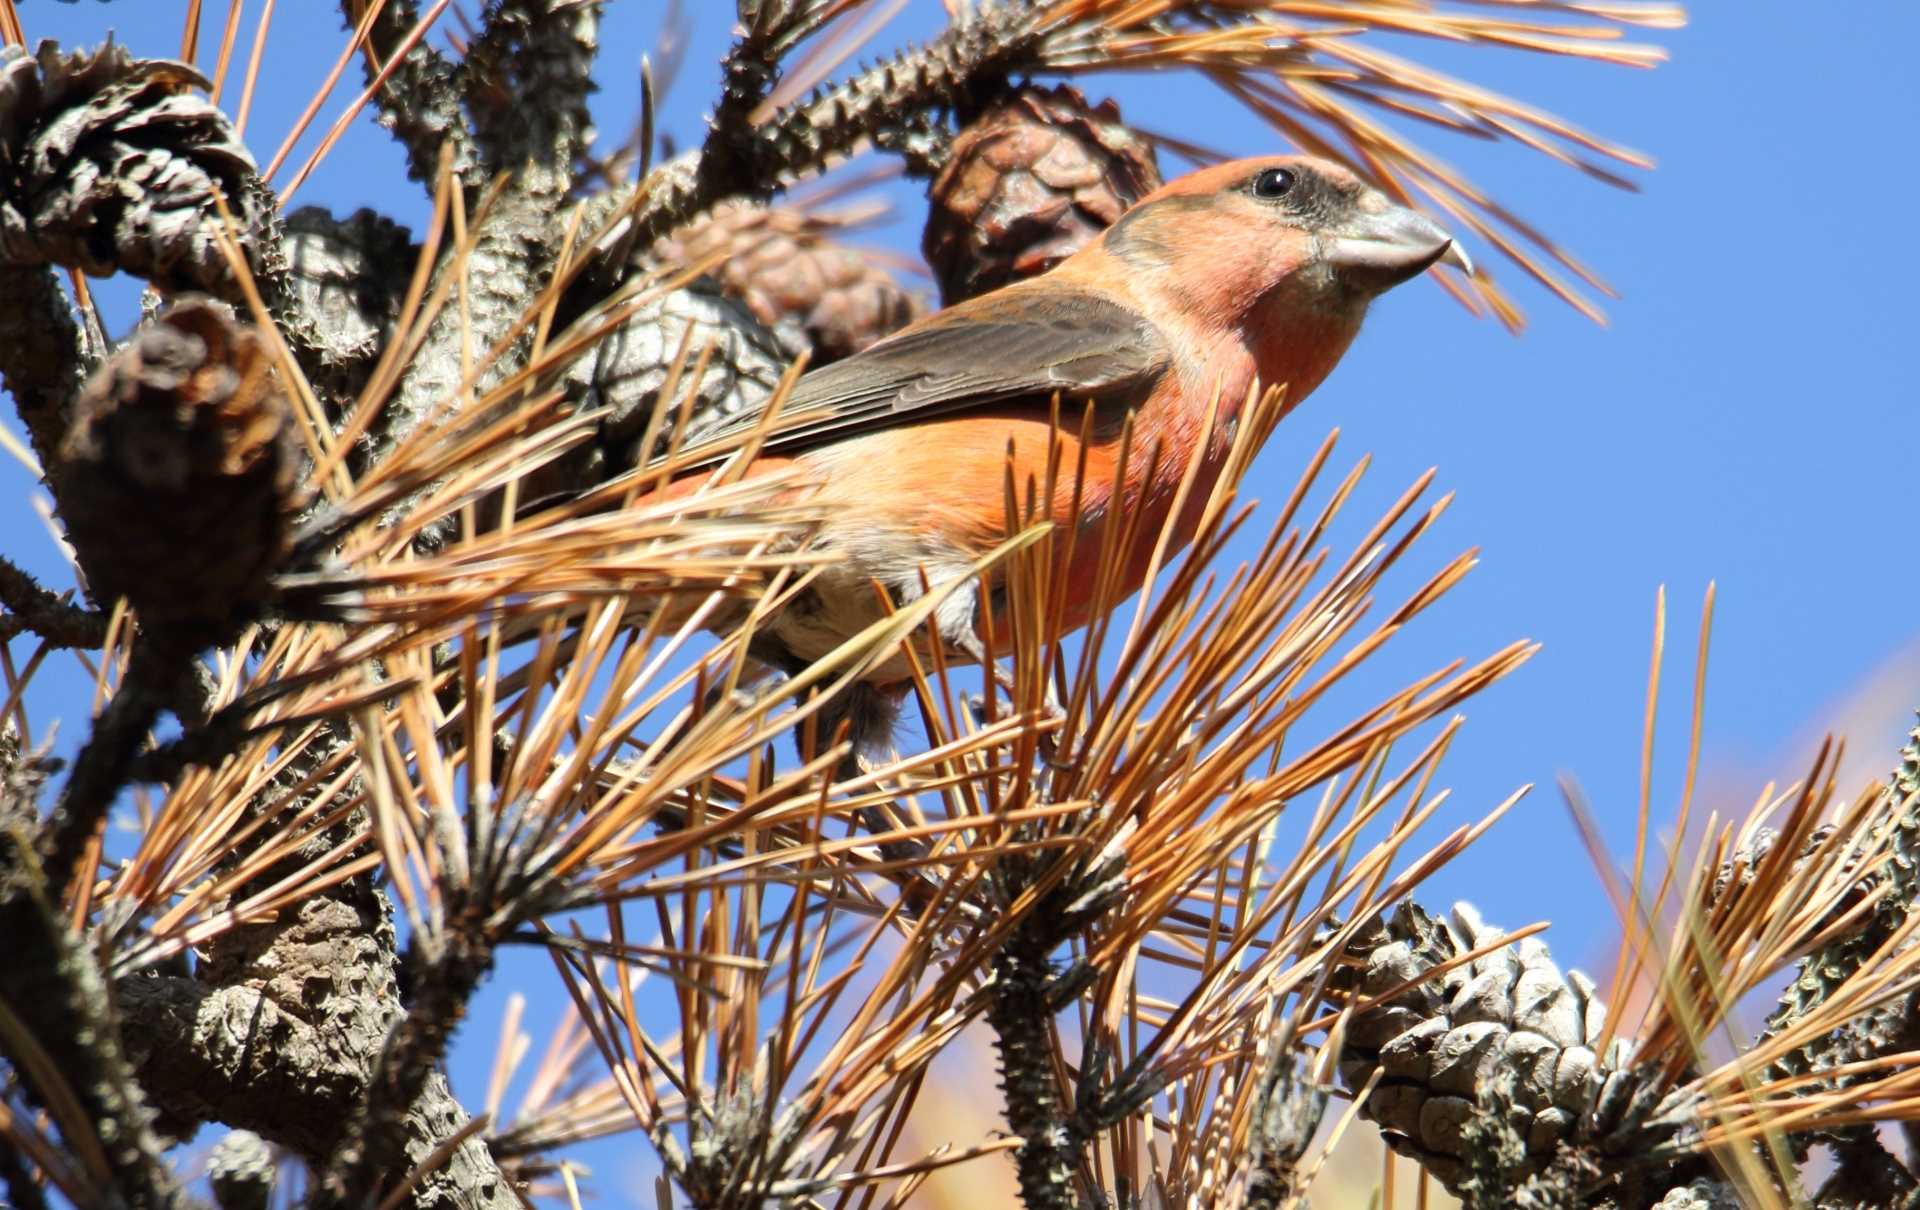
left=1098, top=154, right=1470, bottom=323
left=1085, top=154, right=1469, bottom=405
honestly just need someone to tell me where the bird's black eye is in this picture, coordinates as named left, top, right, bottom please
left=1251, top=167, right=1295, bottom=200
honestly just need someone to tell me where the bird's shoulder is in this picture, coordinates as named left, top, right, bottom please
left=708, top=281, right=1171, bottom=457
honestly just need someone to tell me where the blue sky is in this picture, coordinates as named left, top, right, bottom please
left=8, top=1, right=1919, bottom=1202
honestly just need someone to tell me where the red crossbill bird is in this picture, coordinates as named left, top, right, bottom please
left=665, top=154, right=1468, bottom=750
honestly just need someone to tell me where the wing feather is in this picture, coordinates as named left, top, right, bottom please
left=680, top=284, right=1171, bottom=464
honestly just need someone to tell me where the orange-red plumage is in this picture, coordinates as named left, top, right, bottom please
left=657, top=155, right=1468, bottom=738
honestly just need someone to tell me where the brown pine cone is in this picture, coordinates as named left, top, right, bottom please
left=922, top=84, right=1162, bottom=305
left=650, top=203, right=922, bottom=365
left=57, top=299, right=297, bottom=649
left=0, top=40, right=271, bottom=293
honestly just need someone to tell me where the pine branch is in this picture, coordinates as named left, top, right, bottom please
left=1242, top=1050, right=1326, bottom=1210
left=981, top=843, right=1130, bottom=1210
left=0, top=741, right=194, bottom=1209
left=366, top=0, right=600, bottom=490
left=988, top=919, right=1083, bottom=1210
left=115, top=722, right=518, bottom=1209
left=611, top=5, right=1043, bottom=264
left=460, top=0, right=599, bottom=177
left=315, top=926, right=498, bottom=1205
left=117, top=964, right=515, bottom=1210
left=1759, top=715, right=1920, bottom=1167
left=347, top=0, right=473, bottom=188
left=41, top=638, right=187, bottom=893
left=0, top=266, right=94, bottom=474
left=0, top=554, right=106, bottom=650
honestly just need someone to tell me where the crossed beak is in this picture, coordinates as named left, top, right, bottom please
left=1326, top=194, right=1473, bottom=292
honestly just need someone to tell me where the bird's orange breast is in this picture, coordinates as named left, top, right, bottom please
left=795, top=389, right=1238, bottom=641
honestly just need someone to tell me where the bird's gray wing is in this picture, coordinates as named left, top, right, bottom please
left=678, top=284, right=1172, bottom=464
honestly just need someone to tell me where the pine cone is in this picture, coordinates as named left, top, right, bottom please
left=282, top=206, right=416, bottom=402
left=922, top=84, right=1161, bottom=305
left=1653, top=1180, right=1742, bottom=1210
left=0, top=40, right=270, bottom=293
left=650, top=203, right=921, bottom=365
left=524, top=279, right=788, bottom=502
left=207, top=1129, right=275, bottom=1210
left=589, top=277, right=788, bottom=460
left=1334, top=902, right=1696, bottom=1194
left=58, top=299, right=297, bottom=648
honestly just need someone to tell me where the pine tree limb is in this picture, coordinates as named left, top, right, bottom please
left=314, top=927, right=498, bottom=1206
left=0, top=554, right=107, bottom=649
left=609, top=5, right=1043, bottom=266
left=1761, top=716, right=1920, bottom=1166
left=366, top=0, right=599, bottom=481
left=118, top=734, right=519, bottom=1209
left=0, top=741, right=194, bottom=1209
left=0, top=266, right=94, bottom=474
left=42, top=637, right=187, bottom=894
left=460, top=0, right=598, bottom=178
left=347, top=0, right=473, bottom=188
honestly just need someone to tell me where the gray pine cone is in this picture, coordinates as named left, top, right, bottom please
left=282, top=206, right=415, bottom=402
left=527, top=279, right=787, bottom=502
left=1336, top=902, right=1696, bottom=1195
left=0, top=40, right=271, bottom=292
left=1651, top=1179, right=1741, bottom=1210
left=207, top=1129, right=275, bottom=1210
left=591, top=278, right=788, bottom=461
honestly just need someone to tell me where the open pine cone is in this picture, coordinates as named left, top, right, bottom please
left=57, top=299, right=297, bottom=649
left=1335, top=902, right=1698, bottom=1196
left=0, top=40, right=270, bottom=292
left=649, top=203, right=921, bottom=366
left=922, top=83, right=1162, bottom=305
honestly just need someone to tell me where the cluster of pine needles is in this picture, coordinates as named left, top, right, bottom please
left=80, top=0, right=1690, bottom=325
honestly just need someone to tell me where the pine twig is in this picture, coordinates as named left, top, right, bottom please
left=347, top=0, right=473, bottom=188
left=42, top=637, right=188, bottom=894
left=988, top=918, right=1084, bottom=1210
left=982, top=844, right=1130, bottom=1210
left=0, top=265, right=93, bottom=473
left=459, top=0, right=598, bottom=178
left=610, top=5, right=1043, bottom=265
left=1758, top=715, right=1920, bottom=1175
left=0, top=744, right=193, bottom=1209
left=1242, top=1049, right=1327, bottom=1210
left=0, top=555, right=106, bottom=649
